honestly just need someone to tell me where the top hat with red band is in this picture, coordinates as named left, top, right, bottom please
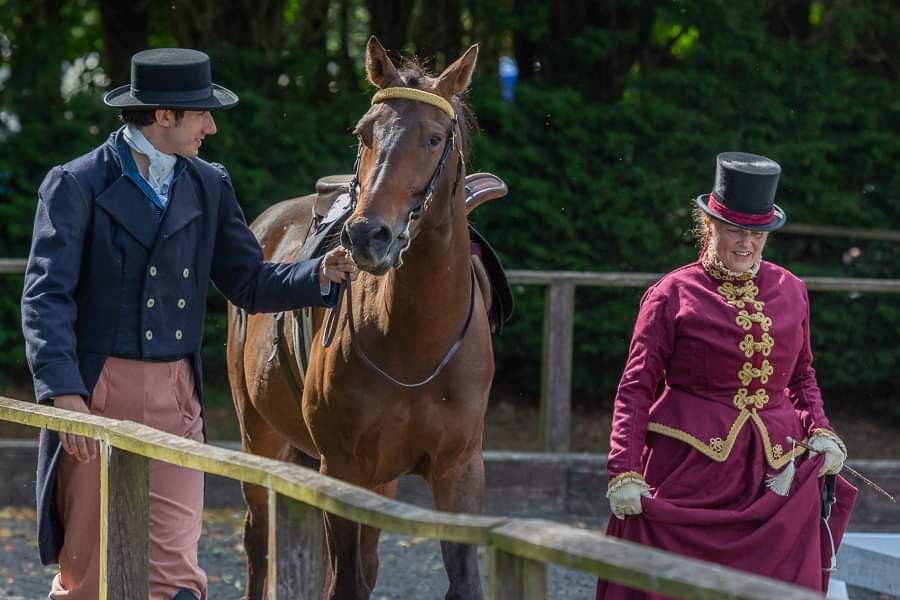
left=695, top=152, right=786, bottom=232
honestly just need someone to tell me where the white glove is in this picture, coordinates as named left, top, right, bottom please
left=808, top=432, right=847, bottom=476
left=607, top=477, right=651, bottom=520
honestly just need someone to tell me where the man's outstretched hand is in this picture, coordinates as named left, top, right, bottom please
left=319, top=246, right=358, bottom=287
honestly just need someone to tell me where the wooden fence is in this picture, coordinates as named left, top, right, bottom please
left=0, top=395, right=822, bottom=599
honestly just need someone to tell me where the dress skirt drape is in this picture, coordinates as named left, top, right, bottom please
left=597, top=428, right=857, bottom=599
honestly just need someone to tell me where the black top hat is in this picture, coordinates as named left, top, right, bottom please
left=695, top=152, right=786, bottom=231
left=103, top=48, right=238, bottom=111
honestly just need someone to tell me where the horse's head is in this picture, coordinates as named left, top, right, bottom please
left=342, top=37, right=478, bottom=275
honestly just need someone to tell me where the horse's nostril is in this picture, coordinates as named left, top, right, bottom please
left=372, top=225, right=391, bottom=245
left=345, top=219, right=393, bottom=259
left=345, top=221, right=368, bottom=246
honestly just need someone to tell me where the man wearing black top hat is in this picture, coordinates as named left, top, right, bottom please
left=21, top=48, right=356, bottom=600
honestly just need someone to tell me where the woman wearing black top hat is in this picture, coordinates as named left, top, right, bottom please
left=21, top=48, right=356, bottom=600
left=598, top=152, right=857, bottom=597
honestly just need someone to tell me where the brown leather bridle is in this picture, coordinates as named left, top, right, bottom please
left=323, top=87, right=474, bottom=389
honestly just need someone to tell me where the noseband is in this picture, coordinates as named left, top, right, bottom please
left=324, top=87, right=474, bottom=389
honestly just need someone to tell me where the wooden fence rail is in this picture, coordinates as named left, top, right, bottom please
left=0, top=259, right=26, bottom=273
left=780, top=222, right=900, bottom=242
left=0, top=395, right=822, bottom=599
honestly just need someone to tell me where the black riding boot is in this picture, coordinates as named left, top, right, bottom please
left=173, top=589, right=199, bottom=600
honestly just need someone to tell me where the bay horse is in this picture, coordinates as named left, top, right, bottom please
left=227, top=37, right=494, bottom=599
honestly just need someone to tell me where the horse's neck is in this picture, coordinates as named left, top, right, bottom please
left=364, top=194, right=470, bottom=332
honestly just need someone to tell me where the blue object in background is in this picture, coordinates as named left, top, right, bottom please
left=498, top=56, right=518, bottom=102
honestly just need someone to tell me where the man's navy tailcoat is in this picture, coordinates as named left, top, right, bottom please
left=21, top=132, right=332, bottom=564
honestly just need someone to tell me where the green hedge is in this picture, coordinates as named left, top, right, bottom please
left=1, top=2, right=897, bottom=419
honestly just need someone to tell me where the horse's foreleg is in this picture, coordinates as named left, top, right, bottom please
left=359, top=479, right=399, bottom=591
left=320, top=459, right=377, bottom=600
left=431, top=451, right=486, bottom=600
left=241, top=480, right=270, bottom=600
left=323, top=512, right=371, bottom=600
left=238, top=410, right=294, bottom=600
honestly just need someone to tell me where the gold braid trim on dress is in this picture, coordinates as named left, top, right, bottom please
left=749, top=411, right=807, bottom=469
left=648, top=411, right=749, bottom=463
left=693, top=249, right=806, bottom=474
left=735, top=310, right=772, bottom=332
left=717, top=281, right=765, bottom=311
left=701, top=247, right=760, bottom=282
left=606, top=471, right=647, bottom=495
left=739, top=333, right=774, bottom=358
left=648, top=409, right=806, bottom=470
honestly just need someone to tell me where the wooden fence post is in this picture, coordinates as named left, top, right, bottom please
left=486, top=545, right=547, bottom=600
left=99, top=441, right=149, bottom=600
left=539, top=281, right=575, bottom=452
left=267, top=488, right=326, bottom=599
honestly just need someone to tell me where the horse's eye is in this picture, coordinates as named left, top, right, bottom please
left=352, top=121, right=374, bottom=148
left=354, top=129, right=372, bottom=148
left=428, top=134, right=443, bottom=148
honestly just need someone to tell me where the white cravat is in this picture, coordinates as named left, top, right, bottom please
left=123, top=125, right=177, bottom=203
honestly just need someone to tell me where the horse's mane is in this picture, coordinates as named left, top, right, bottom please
left=395, top=58, right=477, bottom=164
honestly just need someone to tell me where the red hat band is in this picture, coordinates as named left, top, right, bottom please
left=707, top=193, right=775, bottom=227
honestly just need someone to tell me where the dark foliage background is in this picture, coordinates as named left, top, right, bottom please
left=1, top=0, right=898, bottom=421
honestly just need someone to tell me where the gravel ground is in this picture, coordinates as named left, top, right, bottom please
left=0, top=507, right=599, bottom=599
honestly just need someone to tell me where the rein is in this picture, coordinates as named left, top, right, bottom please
left=323, top=266, right=476, bottom=388
left=323, top=86, right=472, bottom=388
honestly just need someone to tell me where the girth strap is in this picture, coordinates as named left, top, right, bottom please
left=270, top=311, right=305, bottom=412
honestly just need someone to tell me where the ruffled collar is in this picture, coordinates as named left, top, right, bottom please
left=701, top=246, right=760, bottom=282
left=123, top=125, right=177, bottom=196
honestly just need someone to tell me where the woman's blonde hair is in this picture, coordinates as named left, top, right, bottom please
left=691, top=207, right=712, bottom=252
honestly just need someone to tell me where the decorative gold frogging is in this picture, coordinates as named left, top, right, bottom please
left=738, top=360, right=773, bottom=386
left=718, top=281, right=764, bottom=311
left=647, top=253, right=806, bottom=469
left=739, top=333, right=774, bottom=358
left=733, top=388, right=770, bottom=410
left=736, top=310, right=772, bottom=332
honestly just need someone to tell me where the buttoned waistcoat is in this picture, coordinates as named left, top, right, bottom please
left=21, top=131, right=333, bottom=564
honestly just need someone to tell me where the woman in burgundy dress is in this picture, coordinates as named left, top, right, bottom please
left=597, top=152, right=856, bottom=598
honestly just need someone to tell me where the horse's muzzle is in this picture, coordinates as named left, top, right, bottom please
left=343, top=217, right=398, bottom=274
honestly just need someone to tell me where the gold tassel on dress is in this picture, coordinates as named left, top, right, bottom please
left=767, top=438, right=796, bottom=496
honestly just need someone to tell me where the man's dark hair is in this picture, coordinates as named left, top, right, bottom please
left=120, top=109, right=185, bottom=127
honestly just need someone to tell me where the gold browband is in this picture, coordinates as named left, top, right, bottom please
left=371, top=88, right=455, bottom=120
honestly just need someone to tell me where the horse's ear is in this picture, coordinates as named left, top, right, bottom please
left=435, top=44, right=479, bottom=98
left=366, top=36, right=401, bottom=89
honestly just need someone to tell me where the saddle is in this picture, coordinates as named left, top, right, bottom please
left=294, top=174, right=355, bottom=264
